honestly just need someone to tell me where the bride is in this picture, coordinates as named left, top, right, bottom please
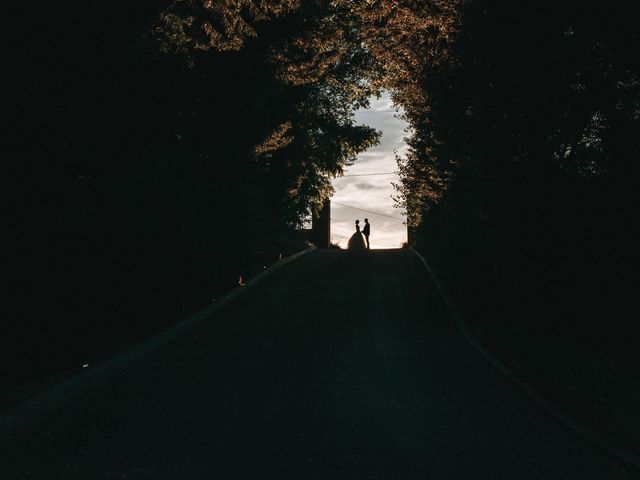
left=348, top=220, right=366, bottom=250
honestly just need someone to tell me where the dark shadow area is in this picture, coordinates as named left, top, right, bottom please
left=2, top=0, right=639, bottom=466
left=0, top=250, right=631, bottom=479
left=1, top=1, right=378, bottom=397
left=403, top=1, right=640, bottom=454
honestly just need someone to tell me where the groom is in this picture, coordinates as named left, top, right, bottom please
left=363, top=218, right=371, bottom=250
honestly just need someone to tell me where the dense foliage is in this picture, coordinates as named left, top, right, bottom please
left=374, top=1, right=640, bottom=446
left=2, top=0, right=378, bottom=384
left=382, top=0, right=640, bottom=338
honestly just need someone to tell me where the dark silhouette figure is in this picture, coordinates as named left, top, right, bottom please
left=348, top=220, right=366, bottom=250
left=362, top=218, right=371, bottom=249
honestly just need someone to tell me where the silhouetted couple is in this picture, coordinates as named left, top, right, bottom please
left=347, top=218, right=370, bottom=250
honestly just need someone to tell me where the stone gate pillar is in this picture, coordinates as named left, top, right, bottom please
left=311, top=199, right=331, bottom=248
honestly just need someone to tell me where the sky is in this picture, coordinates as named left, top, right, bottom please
left=330, top=92, right=409, bottom=249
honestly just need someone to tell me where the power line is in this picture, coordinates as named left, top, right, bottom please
left=331, top=201, right=405, bottom=221
left=340, top=172, right=397, bottom=177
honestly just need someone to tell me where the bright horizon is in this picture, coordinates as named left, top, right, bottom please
left=331, top=92, right=408, bottom=248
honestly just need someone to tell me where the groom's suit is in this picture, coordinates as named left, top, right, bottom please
left=362, top=222, right=370, bottom=249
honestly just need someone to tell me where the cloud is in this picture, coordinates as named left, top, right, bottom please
left=353, top=183, right=378, bottom=191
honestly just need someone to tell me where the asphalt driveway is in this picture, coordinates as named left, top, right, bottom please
left=1, top=249, right=635, bottom=479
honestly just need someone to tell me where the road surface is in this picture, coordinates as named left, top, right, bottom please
left=1, top=249, right=635, bottom=479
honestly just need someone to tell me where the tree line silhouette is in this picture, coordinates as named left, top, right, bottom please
left=380, top=0, right=640, bottom=447
left=391, top=1, right=640, bottom=357
left=3, top=1, right=638, bottom=406
left=2, top=1, right=378, bottom=386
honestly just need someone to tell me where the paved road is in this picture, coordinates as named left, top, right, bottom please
left=1, top=249, right=635, bottom=479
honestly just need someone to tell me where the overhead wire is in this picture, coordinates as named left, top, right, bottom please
left=331, top=201, right=405, bottom=221
left=339, top=172, right=397, bottom=177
